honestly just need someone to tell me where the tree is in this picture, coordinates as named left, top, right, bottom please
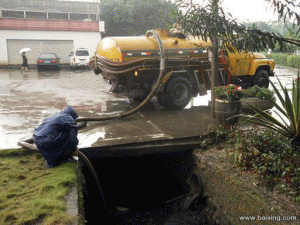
left=128, top=0, right=177, bottom=35
left=265, top=0, right=300, bottom=45
left=100, top=0, right=176, bottom=36
left=266, top=0, right=300, bottom=27
left=176, top=0, right=300, bottom=144
left=175, top=0, right=300, bottom=118
left=176, top=0, right=288, bottom=52
left=100, top=0, right=133, bottom=36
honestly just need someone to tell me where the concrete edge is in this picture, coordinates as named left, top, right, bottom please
left=194, top=148, right=300, bottom=225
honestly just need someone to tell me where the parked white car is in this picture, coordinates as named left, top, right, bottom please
left=69, top=48, right=90, bottom=69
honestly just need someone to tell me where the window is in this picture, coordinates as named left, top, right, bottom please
left=2, top=10, right=24, bottom=18
left=90, top=14, right=97, bottom=21
left=48, top=12, right=68, bottom=20
left=26, top=11, right=47, bottom=20
left=39, top=53, right=57, bottom=59
left=70, top=13, right=89, bottom=21
left=75, top=50, right=89, bottom=56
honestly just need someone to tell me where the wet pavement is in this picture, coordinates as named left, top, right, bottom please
left=0, top=65, right=296, bottom=149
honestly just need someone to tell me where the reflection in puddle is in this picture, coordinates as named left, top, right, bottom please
left=0, top=114, right=26, bottom=127
left=185, top=93, right=210, bottom=109
left=0, top=126, right=32, bottom=149
left=38, top=70, right=60, bottom=79
left=78, top=127, right=106, bottom=148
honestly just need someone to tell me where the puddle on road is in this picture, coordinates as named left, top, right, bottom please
left=77, top=128, right=106, bottom=148
left=0, top=69, right=130, bottom=149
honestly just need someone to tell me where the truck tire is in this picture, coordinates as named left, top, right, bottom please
left=156, top=92, right=168, bottom=108
left=252, top=70, right=269, bottom=88
left=129, top=88, right=149, bottom=102
left=164, top=76, right=192, bottom=110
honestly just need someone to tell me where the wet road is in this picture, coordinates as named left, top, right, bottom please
left=0, top=65, right=296, bottom=149
left=0, top=67, right=212, bottom=149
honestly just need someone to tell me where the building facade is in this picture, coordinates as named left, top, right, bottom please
left=0, top=0, right=102, bottom=65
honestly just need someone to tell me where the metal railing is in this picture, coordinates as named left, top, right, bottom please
left=0, top=0, right=99, bottom=14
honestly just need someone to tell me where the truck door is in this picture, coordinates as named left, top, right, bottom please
left=226, top=47, right=252, bottom=76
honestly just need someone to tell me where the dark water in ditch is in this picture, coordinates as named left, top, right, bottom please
left=112, top=201, right=212, bottom=225
left=79, top=148, right=218, bottom=225
left=110, top=195, right=217, bottom=225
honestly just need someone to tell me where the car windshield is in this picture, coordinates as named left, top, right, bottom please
left=75, top=50, right=89, bottom=56
left=39, top=53, right=57, bottom=59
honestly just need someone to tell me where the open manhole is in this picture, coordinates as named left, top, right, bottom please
left=78, top=136, right=210, bottom=224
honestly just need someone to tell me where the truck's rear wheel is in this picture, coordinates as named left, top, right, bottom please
left=129, top=88, right=149, bottom=102
left=156, top=92, right=168, bottom=107
left=164, top=76, right=192, bottom=110
left=252, top=70, right=269, bottom=88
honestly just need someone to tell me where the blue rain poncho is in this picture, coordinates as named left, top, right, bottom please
left=33, top=106, right=79, bottom=168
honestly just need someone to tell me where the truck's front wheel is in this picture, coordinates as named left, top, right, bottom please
left=164, top=76, right=192, bottom=110
left=252, top=70, right=269, bottom=88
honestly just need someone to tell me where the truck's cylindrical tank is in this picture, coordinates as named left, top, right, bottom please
left=96, top=29, right=211, bottom=62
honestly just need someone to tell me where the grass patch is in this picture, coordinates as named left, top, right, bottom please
left=0, top=149, right=77, bottom=225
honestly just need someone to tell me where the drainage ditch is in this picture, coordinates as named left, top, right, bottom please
left=77, top=136, right=215, bottom=225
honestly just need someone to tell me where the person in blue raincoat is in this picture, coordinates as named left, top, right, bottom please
left=33, top=106, right=79, bottom=168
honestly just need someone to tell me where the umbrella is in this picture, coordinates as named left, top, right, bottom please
left=19, top=48, right=32, bottom=53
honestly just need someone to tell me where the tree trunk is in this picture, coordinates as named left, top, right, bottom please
left=210, top=0, right=219, bottom=119
left=211, top=40, right=218, bottom=119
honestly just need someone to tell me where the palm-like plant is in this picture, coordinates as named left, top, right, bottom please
left=242, top=72, right=300, bottom=146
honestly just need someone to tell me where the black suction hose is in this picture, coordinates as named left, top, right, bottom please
left=75, top=29, right=166, bottom=122
left=75, top=150, right=109, bottom=218
left=16, top=30, right=166, bottom=219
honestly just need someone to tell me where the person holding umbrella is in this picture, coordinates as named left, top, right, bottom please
left=19, top=48, right=31, bottom=72
left=21, top=52, right=29, bottom=72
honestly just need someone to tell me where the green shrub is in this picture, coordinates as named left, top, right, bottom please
left=287, top=55, right=300, bottom=68
left=242, top=85, right=274, bottom=99
left=256, top=87, right=275, bottom=99
left=241, top=87, right=257, bottom=98
left=270, top=52, right=290, bottom=66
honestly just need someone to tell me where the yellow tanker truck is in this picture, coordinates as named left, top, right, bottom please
left=90, top=29, right=275, bottom=110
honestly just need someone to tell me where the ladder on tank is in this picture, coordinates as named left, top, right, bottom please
left=193, top=68, right=227, bottom=95
left=205, top=68, right=227, bottom=85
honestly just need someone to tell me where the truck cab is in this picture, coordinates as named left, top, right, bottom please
left=224, top=46, right=275, bottom=88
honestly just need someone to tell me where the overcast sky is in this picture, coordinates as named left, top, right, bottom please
left=220, top=0, right=278, bottom=22
left=181, top=0, right=279, bottom=22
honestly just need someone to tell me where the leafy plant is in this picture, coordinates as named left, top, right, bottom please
left=241, top=87, right=257, bottom=98
left=214, top=84, right=242, bottom=101
left=242, top=72, right=300, bottom=146
left=229, top=127, right=300, bottom=196
left=255, top=86, right=275, bottom=100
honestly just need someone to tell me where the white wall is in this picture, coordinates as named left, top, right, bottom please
left=0, top=30, right=101, bottom=65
